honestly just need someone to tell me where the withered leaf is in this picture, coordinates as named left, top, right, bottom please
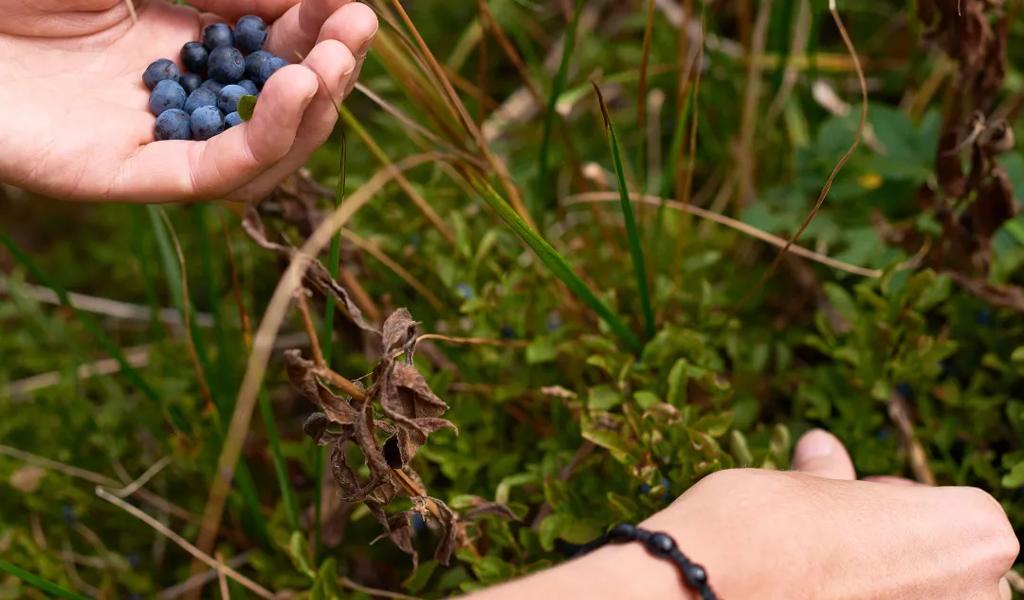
left=378, top=362, right=456, bottom=467
left=283, top=350, right=361, bottom=426
left=242, top=206, right=378, bottom=333
left=462, top=499, right=519, bottom=523
left=382, top=308, right=419, bottom=358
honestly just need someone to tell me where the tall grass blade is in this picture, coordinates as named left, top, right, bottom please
left=315, top=126, right=349, bottom=553
left=0, top=559, right=88, bottom=600
left=592, top=83, right=656, bottom=340
left=536, top=0, right=585, bottom=215
left=475, top=180, right=641, bottom=353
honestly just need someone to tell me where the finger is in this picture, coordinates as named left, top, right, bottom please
left=227, top=39, right=356, bottom=201
left=315, top=1, right=379, bottom=58
left=112, top=65, right=317, bottom=202
left=264, top=0, right=357, bottom=59
left=186, top=0, right=298, bottom=21
left=864, top=475, right=922, bottom=486
left=999, top=576, right=1011, bottom=600
left=791, top=429, right=856, bottom=480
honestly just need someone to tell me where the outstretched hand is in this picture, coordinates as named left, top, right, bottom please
left=0, top=0, right=377, bottom=203
left=473, top=430, right=1019, bottom=600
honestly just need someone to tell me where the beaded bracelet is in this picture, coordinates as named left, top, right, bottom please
left=578, top=524, right=718, bottom=600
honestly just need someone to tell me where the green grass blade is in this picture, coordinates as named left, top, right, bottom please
left=0, top=228, right=162, bottom=403
left=536, top=0, right=585, bottom=214
left=315, top=123, right=348, bottom=553
left=0, top=559, right=89, bottom=600
left=476, top=180, right=641, bottom=353
left=258, top=387, right=300, bottom=531
left=593, top=83, right=656, bottom=340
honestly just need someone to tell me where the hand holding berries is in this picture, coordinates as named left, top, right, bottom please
left=0, top=0, right=376, bottom=203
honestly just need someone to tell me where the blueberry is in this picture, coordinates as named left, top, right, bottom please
left=179, top=72, right=202, bottom=95
left=190, top=106, right=224, bottom=140
left=217, top=84, right=247, bottom=114
left=237, top=79, right=259, bottom=96
left=142, top=58, right=179, bottom=90
left=184, top=87, right=218, bottom=114
left=155, top=109, right=192, bottom=140
left=208, top=46, right=245, bottom=83
left=224, top=112, right=244, bottom=128
left=148, top=80, right=186, bottom=115
left=200, top=79, right=225, bottom=96
left=255, top=56, right=287, bottom=87
left=180, top=42, right=209, bottom=74
left=234, top=15, right=268, bottom=54
left=202, top=23, right=234, bottom=51
left=244, top=50, right=273, bottom=84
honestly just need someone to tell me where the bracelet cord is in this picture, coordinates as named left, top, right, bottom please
left=578, top=524, right=718, bottom=600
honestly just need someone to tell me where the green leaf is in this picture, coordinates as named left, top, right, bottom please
left=237, top=95, right=258, bottom=121
left=526, top=336, right=557, bottom=364
left=1002, top=462, right=1024, bottom=489
left=588, top=385, right=621, bottom=411
left=404, top=560, right=440, bottom=594
left=538, top=514, right=602, bottom=551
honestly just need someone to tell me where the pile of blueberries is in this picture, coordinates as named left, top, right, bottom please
left=144, top=15, right=289, bottom=142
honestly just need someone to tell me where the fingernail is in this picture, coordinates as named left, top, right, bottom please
left=795, top=429, right=836, bottom=462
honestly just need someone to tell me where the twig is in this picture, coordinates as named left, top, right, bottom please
left=95, top=487, right=274, bottom=599
left=340, top=577, right=421, bottom=600
left=215, top=552, right=230, bottom=600
left=294, top=289, right=326, bottom=367
left=564, top=192, right=882, bottom=278
left=4, top=345, right=150, bottom=399
left=111, top=456, right=173, bottom=498
left=888, top=390, right=936, bottom=485
left=0, top=278, right=213, bottom=328
left=157, top=553, right=252, bottom=599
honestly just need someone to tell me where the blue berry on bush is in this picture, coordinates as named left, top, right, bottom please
left=225, top=112, right=244, bottom=128
left=154, top=109, right=191, bottom=141
left=217, top=84, right=247, bottom=114
left=184, top=87, right=218, bottom=114
left=208, top=46, right=245, bottom=83
left=148, top=80, right=186, bottom=115
left=238, top=79, right=259, bottom=96
left=180, top=42, right=209, bottom=74
left=200, top=79, right=225, bottom=96
left=190, top=106, right=224, bottom=141
left=202, top=23, right=234, bottom=51
left=234, top=15, right=268, bottom=54
left=180, top=72, right=202, bottom=95
left=142, top=59, right=179, bottom=90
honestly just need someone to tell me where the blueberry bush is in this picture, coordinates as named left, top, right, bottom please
left=2, top=0, right=1024, bottom=598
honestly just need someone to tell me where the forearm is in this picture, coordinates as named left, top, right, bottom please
left=467, top=541, right=696, bottom=600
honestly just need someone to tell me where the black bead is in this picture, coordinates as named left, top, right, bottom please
left=685, top=563, right=707, bottom=585
left=646, top=532, right=675, bottom=555
left=609, top=523, right=637, bottom=541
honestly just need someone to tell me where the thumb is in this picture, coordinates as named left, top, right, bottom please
left=792, top=429, right=856, bottom=480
